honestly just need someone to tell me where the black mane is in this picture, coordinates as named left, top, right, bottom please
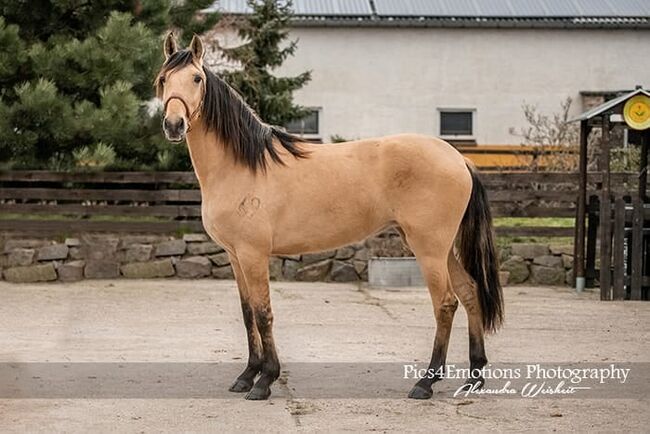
left=157, top=50, right=307, bottom=172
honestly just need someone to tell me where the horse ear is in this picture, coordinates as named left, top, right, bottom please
left=164, top=31, right=178, bottom=61
left=189, top=34, right=205, bottom=62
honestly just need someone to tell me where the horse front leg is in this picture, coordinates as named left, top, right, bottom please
left=228, top=256, right=264, bottom=393
left=234, top=250, right=279, bottom=400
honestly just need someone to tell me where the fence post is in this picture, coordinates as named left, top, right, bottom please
left=574, top=120, right=590, bottom=292
left=612, top=197, right=626, bottom=300
left=599, top=115, right=612, bottom=300
left=630, top=197, right=643, bottom=300
left=585, top=195, right=599, bottom=287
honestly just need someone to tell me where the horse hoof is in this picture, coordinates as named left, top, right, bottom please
left=464, top=376, right=485, bottom=389
left=408, top=385, right=433, bottom=400
left=245, top=386, right=271, bottom=400
left=229, top=378, right=254, bottom=393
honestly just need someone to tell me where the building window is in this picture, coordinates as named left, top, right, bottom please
left=440, top=110, right=473, bottom=136
left=285, top=110, right=319, bottom=135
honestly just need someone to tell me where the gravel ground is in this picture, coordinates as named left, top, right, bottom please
left=0, top=279, right=648, bottom=433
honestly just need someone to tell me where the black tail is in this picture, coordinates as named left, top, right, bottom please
left=458, top=164, right=504, bottom=333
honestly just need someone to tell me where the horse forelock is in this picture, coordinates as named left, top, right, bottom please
left=155, top=50, right=193, bottom=98
left=156, top=49, right=307, bottom=173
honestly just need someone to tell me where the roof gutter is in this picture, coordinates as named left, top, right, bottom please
left=289, top=16, right=650, bottom=30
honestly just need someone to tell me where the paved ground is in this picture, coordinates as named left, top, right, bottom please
left=0, top=279, right=648, bottom=433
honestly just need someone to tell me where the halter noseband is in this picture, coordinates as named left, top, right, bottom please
left=163, top=92, right=202, bottom=132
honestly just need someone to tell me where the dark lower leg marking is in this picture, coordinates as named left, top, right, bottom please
left=465, top=334, right=488, bottom=388
left=245, top=306, right=280, bottom=400
left=409, top=297, right=458, bottom=399
left=230, top=302, right=263, bottom=393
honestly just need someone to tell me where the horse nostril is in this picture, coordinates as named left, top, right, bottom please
left=164, top=118, right=185, bottom=135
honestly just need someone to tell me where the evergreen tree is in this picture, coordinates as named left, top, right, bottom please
left=0, top=0, right=218, bottom=170
left=222, top=0, right=311, bottom=127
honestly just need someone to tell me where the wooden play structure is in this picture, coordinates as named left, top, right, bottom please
left=573, top=87, right=650, bottom=300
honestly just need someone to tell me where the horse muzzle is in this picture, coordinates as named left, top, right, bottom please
left=163, top=116, right=187, bottom=142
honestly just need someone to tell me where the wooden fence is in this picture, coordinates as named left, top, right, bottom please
left=458, top=145, right=577, bottom=171
left=609, top=197, right=647, bottom=300
left=0, top=170, right=637, bottom=237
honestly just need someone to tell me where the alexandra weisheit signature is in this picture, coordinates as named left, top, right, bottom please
left=454, top=380, right=591, bottom=398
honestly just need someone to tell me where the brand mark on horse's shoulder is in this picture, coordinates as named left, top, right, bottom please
left=237, top=195, right=261, bottom=218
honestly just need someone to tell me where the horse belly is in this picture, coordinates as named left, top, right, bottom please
left=270, top=196, right=389, bottom=255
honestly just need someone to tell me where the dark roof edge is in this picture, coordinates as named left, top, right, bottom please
left=289, top=16, right=650, bottom=30
left=570, top=88, right=650, bottom=122
left=213, top=12, right=650, bottom=29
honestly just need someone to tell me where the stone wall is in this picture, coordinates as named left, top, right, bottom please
left=0, top=232, right=574, bottom=287
left=499, top=243, right=574, bottom=286
left=0, top=229, right=410, bottom=284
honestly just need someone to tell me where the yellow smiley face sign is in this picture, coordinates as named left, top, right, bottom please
left=623, top=95, right=650, bottom=130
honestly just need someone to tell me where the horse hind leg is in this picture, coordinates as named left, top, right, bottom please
left=408, top=254, right=459, bottom=399
left=448, top=252, right=488, bottom=388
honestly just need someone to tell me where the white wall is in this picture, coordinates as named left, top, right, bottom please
left=274, top=26, right=650, bottom=144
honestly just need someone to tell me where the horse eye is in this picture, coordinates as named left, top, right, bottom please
left=193, top=75, right=202, bottom=84
left=159, top=77, right=165, bottom=85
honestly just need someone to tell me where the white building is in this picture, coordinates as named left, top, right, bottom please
left=207, top=0, right=650, bottom=145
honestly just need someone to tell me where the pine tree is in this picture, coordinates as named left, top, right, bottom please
left=222, top=0, right=311, bottom=127
left=0, top=0, right=218, bottom=170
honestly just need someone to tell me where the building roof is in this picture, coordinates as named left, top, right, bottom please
left=208, top=0, right=372, bottom=16
left=206, top=0, right=650, bottom=28
left=570, top=87, right=650, bottom=122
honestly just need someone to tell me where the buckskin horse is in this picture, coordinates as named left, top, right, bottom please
left=156, top=33, right=504, bottom=400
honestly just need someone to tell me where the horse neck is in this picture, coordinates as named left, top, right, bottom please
left=185, top=118, right=236, bottom=189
